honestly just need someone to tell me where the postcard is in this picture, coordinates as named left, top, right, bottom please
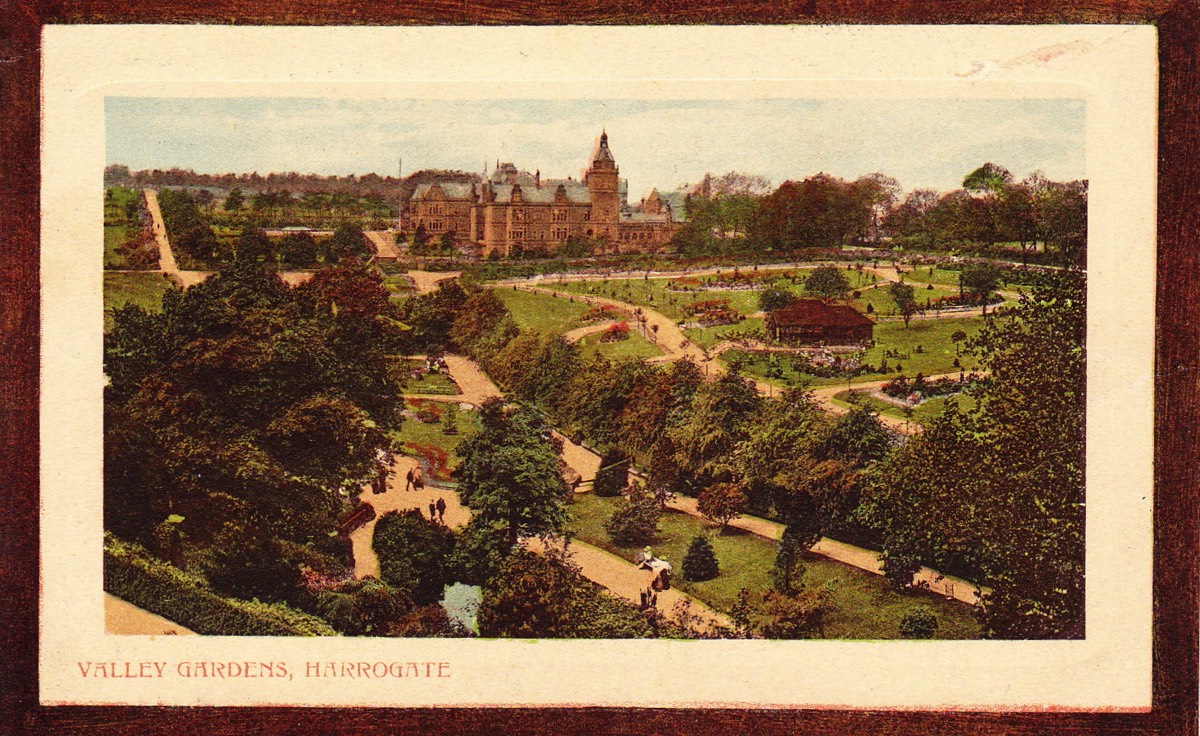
left=39, top=24, right=1156, bottom=708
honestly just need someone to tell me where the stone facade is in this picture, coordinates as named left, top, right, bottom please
left=408, top=133, right=685, bottom=257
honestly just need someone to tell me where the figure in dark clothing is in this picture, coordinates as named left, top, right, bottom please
left=436, top=497, right=447, bottom=523
left=405, top=468, right=414, bottom=492
left=429, top=501, right=437, bottom=523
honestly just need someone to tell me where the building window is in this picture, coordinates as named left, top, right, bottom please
left=429, top=220, right=443, bottom=231
left=553, top=209, right=567, bottom=222
left=583, top=211, right=591, bottom=221
left=513, top=209, right=525, bottom=222
left=510, top=229, right=524, bottom=240
left=429, top=204, right=444, bottom=215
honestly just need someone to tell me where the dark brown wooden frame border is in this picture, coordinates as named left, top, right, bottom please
left=3, top=3, right=1196, bottom=733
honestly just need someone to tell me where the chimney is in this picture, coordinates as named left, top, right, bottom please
left=535, top=169, right=540, bottom=187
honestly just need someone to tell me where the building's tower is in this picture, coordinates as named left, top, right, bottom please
left=585, top=131, right=620, bottom=241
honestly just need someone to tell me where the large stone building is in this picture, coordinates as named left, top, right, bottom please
left=408, top=133, right=685, bottom=257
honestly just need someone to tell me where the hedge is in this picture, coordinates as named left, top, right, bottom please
left=103, top=534, right=338, bottom=636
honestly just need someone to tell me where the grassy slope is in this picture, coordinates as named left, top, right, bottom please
left=832, top=390, right=979, bottom=427
left=568, top=492, right=981, bottom=639
left=494, top=287, right=591, bottom=334
left=394, top=402, right=482, bottom=472
left=577, top=331, right=663, bottom=361
left=103, top=272, right=176, bottom=332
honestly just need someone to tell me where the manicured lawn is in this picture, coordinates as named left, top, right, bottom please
left=104, top=226, right=130, bottom=269
left=398, top=359, right=461, bottom=395
left=684, top=317, right=765, bottom=351
left=394, top=402, right=481, bottom=476
left=103, top=272, right=176, bottom=332
left=832, top=390, right=978, bottom=427
left=722, top=315, right=987, bottom=387
left=577, top=330, right=663, bottom=361
left=556, top=277, right=775, bottom=320
left=494, top=287, right=590, bottom=334
left=898, top=266, right=964, bottom=287
left=568, top=492, right=982, bottom=639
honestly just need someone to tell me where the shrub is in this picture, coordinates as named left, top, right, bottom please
left=697, top=482, right=748, bottom=529
left=373, top=509, right=456, bottom=605
left=681, top=535, right=719, bottom=582
left=604, top=487, right=660, bottom=546
left=592, top=449, right=629, bottom=497
left=899, top=606, right=939, bottom=639
left=104, top=534, right=337, bottom=636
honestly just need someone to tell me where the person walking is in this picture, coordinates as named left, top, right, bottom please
left=436, top=497, right=447, bottom=524
left=428, top=500, right=437, bottom=523
left=405, top=468, right=414, bottom=492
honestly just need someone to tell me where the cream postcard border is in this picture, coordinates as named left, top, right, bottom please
left=40, top=25, right=1156, bottom=709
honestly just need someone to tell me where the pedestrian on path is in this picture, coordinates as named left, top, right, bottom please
left=405, top=468, right=414, bottom=492
left=436, top=497, right=446, bottom=524
left=428, top=500, right=437, bottom=523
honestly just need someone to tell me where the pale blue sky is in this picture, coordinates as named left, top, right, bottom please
left=106, top=97, right=1085, bottom=195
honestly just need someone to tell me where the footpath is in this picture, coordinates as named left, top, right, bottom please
left=349, top=455, right=728, bottom=632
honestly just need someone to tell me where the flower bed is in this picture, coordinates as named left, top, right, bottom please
left=599, top=321, right=631, bottom=342
left=404, top=443, right=453, bottom=481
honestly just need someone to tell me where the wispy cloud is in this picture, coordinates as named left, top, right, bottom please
left=106, top=97, right=1085, bottom=192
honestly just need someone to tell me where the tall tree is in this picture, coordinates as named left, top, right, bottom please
left=454, top=399, right=569, bottom=548
left=889, top=281, right=917, bottom=327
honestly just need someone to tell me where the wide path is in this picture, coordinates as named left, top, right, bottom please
left=561, top=321, right=618, bottom=344
left=406, top=354, right=502, bottom=406
left=349, top=450, right=723, bottom=630
left=141, top=188, right=315, bottom=290
left=105, top=593, right=195, bottom=636
left=365, top=230, right=402, bottom=260
left=348, top=456, right=470, bottom=579
left=525, top=537, right=732, bottom=633
left=407, top=270, right=462, bottom=295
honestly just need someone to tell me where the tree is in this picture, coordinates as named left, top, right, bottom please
left=681, top=535, right=719, bottom=581
left=478, top=549, right=654, bottom=639
left=592, top=448, right=629, bottom=497
left=372, top=509, right=456, bottom=605
left=279, top=232, right=319, bottom=268
left=889, top=281, right=917, bottom=327
left=603, top=486, right=660, bottom=546
left=235, top=227, right=272, bottom=263
left=104, top=262, right=403, bottom=578
left=697, top=482, right=749, bottom=529
left=646, top=437, right=687, bottom=507
left=899, top=606, right=939, bottom=639
left=962, top=162, right=1013, bottom=194
left=769, top=524, right=812, bottom=596
left=804, top=266, right=852, bottom=302
left=454, top=399, right=569, bottom=548
left=670, top=370, right=761, bottom=484
left=860, top=272, right=1085, bottom=638
left=758, top=287, right=796, bottom=312
left=441, top=406, right=459, bottom=436
left=326, top=223, right=369, bottom=263
left=224, top=188, right=244, bottom=212
left=753, top=588, right=832, bottom=639
left=818, top=407, right=891, bottom=466
left=959, top=265, right=1002, bottom=306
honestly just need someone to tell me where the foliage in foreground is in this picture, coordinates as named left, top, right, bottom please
left=104, top=534, right=338, bottom=636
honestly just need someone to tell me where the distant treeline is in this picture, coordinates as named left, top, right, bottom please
left=104, top=164, right=480, bottom=207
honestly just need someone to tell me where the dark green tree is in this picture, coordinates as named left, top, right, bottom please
left=373, top=509, right=456, bottom=605
left=454, top=399, right=569, bottom=548
left=592, top=448, right=629, bottom=497
left=603, top=486, right=660, bottom=546
left=899, top=606, right=939, bottom=639
left=759, top=286, right=797, bottom=312
left=804, top=266, right=852, bottom=301
left=681, top=535, right=719, bottom=582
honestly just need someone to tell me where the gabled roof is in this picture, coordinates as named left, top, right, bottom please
left=489, top=179, right=591, bottom=205
left=412, top=182, right=476, bottom=200
left=769, top=300, right=874, bottom=328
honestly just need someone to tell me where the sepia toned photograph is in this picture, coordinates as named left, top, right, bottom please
left=100, top=96, right=1086, bottom=643
left=36, top=25, right=1157, bottom=711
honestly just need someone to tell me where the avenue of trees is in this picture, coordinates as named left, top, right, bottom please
left=670, top=164, right=1086, bottom=268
